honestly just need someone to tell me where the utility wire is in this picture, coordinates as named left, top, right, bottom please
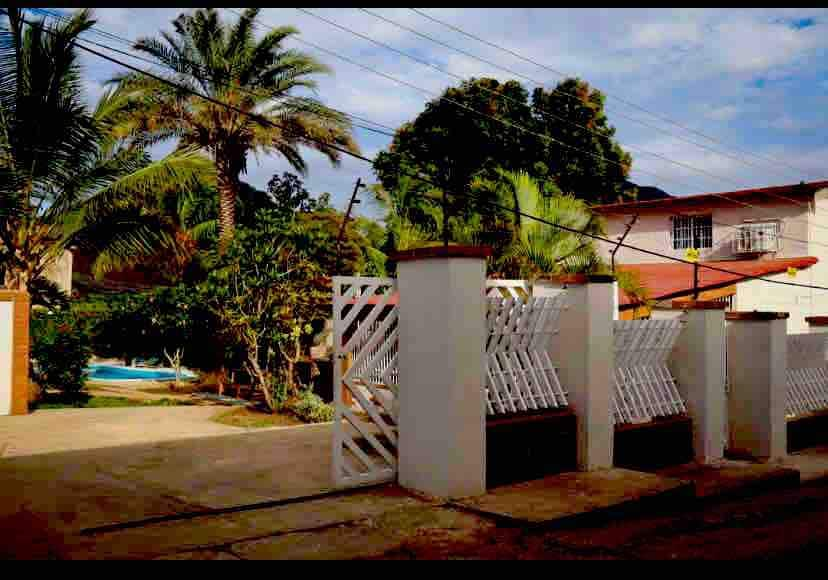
left=355, top=7, right=828, bottom=224
left=10, top=8, right=828, bottom=292
left=27, top=8, right=397, bottom=139
left=408, top=7, right=820, bottom=181
left=30, top=8, right=828, bottom=250
left=278, top=8, right=828, bottom=238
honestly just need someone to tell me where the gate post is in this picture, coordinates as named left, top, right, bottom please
left=535, top=275, right=615, bottom=471
left=805, top=316, right=828, bottom=335
left=0, top=291, right=30, bottom=416
left=668, top=300, right=726, bottom=464
left=394, top=246, right=490, bottom=499
left=726, top=311, right=788, bottom=461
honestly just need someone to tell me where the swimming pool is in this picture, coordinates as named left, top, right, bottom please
left=85, top=364, right=197, bottom=382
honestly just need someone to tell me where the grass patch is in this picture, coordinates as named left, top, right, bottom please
left=211, top=407, right=305, bottom=429
left=33, top=393, right=195, bottom=410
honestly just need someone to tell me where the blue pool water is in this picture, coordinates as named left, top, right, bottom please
left=85, top=364, right=196, bottom=382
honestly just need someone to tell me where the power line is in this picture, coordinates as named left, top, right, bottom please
left=27, top=8, right=397, bottom=139
left=282, top=8, right=828, bottom=237
left=408, top=7, right=820, bottom=181
left=356, top=7, right=828, bottom=224
left=30, top=8, right=828, bottom=251
left=9, top=8, right=828, bottom=293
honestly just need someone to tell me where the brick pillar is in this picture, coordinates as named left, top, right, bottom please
left=394, top=246, right=490, bottom=499
left=0, top=291, right=30, bottom=416
left=668, top=300, right=726, bottom=464
left=726, top=311, right=788, bottom=461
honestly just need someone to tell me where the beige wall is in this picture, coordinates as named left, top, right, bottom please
left=42, top=250, right=73, bottom=295
left=598, top=202, right=811, bottom=265
left=0, top=300, right=12, bottom=415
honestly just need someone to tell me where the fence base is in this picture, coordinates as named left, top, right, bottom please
left=486, top=408, right=577, bottom=488
left=788, top=410, right=828, bottom=453
left=614, top=415, right=694, bottom=471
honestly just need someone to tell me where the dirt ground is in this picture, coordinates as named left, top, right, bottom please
left=367, top=478, right=828, bottom=560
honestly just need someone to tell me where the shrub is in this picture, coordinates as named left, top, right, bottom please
left=30, top=308, right=94, bottom=399
left=290, top=389, right=334, bottom=423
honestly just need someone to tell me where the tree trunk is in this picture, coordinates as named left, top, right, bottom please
left=216, top=164, right=239, bottom=253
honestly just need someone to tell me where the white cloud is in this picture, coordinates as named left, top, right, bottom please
left=703, top=105, right=742, bottom=122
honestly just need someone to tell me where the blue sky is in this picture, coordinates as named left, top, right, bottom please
left=43, top=7, right=828, bottom=220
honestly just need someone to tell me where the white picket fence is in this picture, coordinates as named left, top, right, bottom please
left=613, top=319, right=687, bottom=425
left=485, top=294, right=569, bottom=415
left=786, top=333, right=828, bottom=418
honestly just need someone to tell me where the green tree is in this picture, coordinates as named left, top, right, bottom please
left=373, top=76, right=633, bottom=221
left=111, top=8, right=359, bottom=249
left=491, top=170, right=605, bottom=278
left=0, top=9, right=212, bottom=295
left=203, top=209, right=328, bottom=411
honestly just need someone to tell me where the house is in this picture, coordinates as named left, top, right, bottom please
left=593, top=180, right=828, bottom=331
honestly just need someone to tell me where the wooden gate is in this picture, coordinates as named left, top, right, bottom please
left=787, top=332, right=828, bottom=418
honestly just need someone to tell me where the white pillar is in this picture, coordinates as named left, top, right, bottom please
left=0, top=300, right=13, bottom=416
left=668, top=301, right=726, bottom=464
left=395, top=246, right=489, bottom=499
left=726, top=311, right=789, bottom=461
left=535, top=275, right=615, bottom=471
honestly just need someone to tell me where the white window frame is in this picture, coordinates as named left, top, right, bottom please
left=671, top=214, right=713, bottom=250
left=733, top=220, right=781, bottom=253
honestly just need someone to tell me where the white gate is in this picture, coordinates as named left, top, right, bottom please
left=786, top=333, right=828, bottom=418
left=613, top=319, right=687, bottom=424
left=332, top=276, right=399, bottom=488
left=485, top=294, right=569, bottom=415
left=486, top=279, right=531, bottom=300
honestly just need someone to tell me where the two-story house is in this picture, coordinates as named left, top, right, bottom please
left=594, top=180, right=828, bottom=332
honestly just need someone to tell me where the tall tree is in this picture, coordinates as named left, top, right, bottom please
left=373, top=76, right=633, bottom=217
left=111, top=7, right=359, bottom=249
left=0, top=8, right=212, bottom=295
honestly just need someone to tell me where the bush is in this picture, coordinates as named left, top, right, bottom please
left=290, top=389, right=335, bottom=423
left=30, top=308, right=93, bottom=399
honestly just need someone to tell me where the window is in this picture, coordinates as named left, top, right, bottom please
left=733, top=221, right=780, bottom=253
left=671, top=215, right=712, bottom=250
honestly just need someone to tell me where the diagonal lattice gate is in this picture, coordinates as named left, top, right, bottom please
left=332, top=276, right=399, bottom=488
left=787, top=332, right=828, bottom=418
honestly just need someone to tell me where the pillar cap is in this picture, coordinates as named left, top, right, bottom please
left=805, top=316, right=828, bottom=326
left=725, top=310, right=790, bottom=321
left=391, top=245, right=492, bottom=263
left=671, top=300, right=727, bottom=310
left=537, top=273, right=616, bottom=285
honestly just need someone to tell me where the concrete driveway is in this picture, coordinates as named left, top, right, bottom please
left=0, top=407, right=335, bottom=558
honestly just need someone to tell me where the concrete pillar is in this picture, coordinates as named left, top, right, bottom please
left=0, top=291, right=30, bottom=416
left=726, top=311, right=789, bottom=461
left=668, top=300, right=726, bottom=464
left=535, top=274, right=615, bottom=471
left=394, top=246, right=490, bottom=499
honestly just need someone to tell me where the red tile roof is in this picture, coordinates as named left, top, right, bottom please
left=616, top=256, right=818, bottom=307
left=594, top=180, right=828, bottom=214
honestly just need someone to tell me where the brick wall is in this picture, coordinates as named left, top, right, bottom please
left=0, top=291, right=29, bottom=416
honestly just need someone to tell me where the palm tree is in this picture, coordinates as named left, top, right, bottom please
left=494, top=169, right=605, bottom=278
left=110, top=8, right=359, bottom=249
left=0, top=8, right=213, bottom=295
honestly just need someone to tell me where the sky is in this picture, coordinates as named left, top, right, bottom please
left=42, top=7, right=828, bottom=220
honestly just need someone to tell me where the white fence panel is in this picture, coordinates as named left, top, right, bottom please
left=486, top=279, right=531, bottom=300
left=485, top=294, right=569, bottom=415
left=613, top=319, right=686, bottom=425
left=332, top=276, right=398, bottom=488
left=786, top=333, right=828, bottom=418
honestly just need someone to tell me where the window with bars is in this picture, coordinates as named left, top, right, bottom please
left=671, top=215, right=712, bottom=250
